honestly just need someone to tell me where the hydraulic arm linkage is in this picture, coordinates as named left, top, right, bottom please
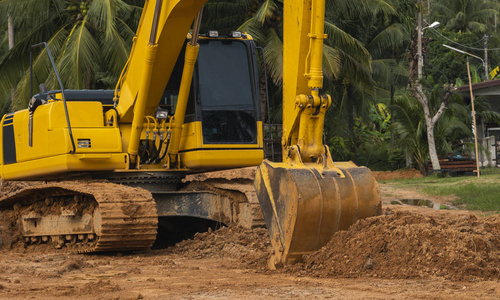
left=125, top=0, right=204, bottom=168
left=254, top=0, right=381, bottom=268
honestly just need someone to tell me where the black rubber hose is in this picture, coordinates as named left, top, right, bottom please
left=148, top=139, right=163, bottom=164
left=156, top=136, right=170, bottom=164
left=140, top=139, right=150, bottom=164
left=145, top=140, right=158, bottom=164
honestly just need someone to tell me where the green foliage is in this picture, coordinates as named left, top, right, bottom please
left=424, top=182, right=500, bottom=211
left=353, top=102, right=392, bottom=168
left=426, top=29, right=487, bottom=83
left=391, top=91, right=429, bottom=173
left=388, top=148, right=405, bottom=168
left=432, top=0, right=499, bottom=33
left=0, top=0, right=141, bottom=110
left=329, top=136, right=353, bottom=160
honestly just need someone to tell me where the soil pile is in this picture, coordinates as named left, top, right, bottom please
left=0, top=210, right=19, bottom=250
left=372, top=169, right=423, bottom=181
left=184, top=167, right=256, bottom=182
left=166, top=226, right=271, bottom=267
left=289, top=209, right=500, bottom=281
left=0, top=179, right=35, bottom=198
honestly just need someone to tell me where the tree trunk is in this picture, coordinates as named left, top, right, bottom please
left=8, top=15, right=15, bottom=104
left=413, top=84, right=448, bottom=172
left=408, top=2, right=450, bottom=173
left=424, top=110, right=440, bottom=171
left=390, top=84, right=395, bottom=150
left=8, top=16, right=14, bottom=49
left=405, top=149, right=413, bottom=167
left=347, top=87, right=356, bottom=161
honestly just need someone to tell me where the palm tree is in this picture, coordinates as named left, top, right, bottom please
left=391, top=84, right=478, bottom=175
left=0, top=0, right=143, bottom=111
left=391, top=91, right=429, bottom=173
left=322, top=0, right=412, bottom=161
left=433, top=0, right=500, bottom=33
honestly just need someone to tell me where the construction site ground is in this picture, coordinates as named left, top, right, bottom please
left=0, top=169, right=499, bottom=299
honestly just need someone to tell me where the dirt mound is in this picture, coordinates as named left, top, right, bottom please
left=0, top=179, right=38, bottom=197
left=372, top=169, right=423, bottom=181
left=162, top=208, right=499, bottom=281
left=288, top=209, right=499, bottom=281
left=0, top=218, right=13, bottom=250
left=184, top=167, right=257, bottom=182
left=0, top=207, right=22, bottom=251
left=166, top=226, right=271, bottom=267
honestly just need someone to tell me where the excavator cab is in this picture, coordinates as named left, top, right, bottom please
left=146, top=34, right=264, bottom=170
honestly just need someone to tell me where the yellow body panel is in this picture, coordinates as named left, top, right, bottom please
left=0, top=101, right=126, bottom=179
left=1, top=153, right=127, bottom=180
left=6, top=101, right=119, bottom=162
left=180, top=149, right=263, bottom=169
left=177, top=121, right=263, bottom=169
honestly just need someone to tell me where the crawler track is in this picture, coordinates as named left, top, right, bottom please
left=182, top=168, right=265, bottom=229
left=0, top=181, right=158, bottom=253
left=0, top=168, right=267, bottom=253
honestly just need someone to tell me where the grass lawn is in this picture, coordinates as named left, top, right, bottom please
left=380, top=168, right=500, bottom=212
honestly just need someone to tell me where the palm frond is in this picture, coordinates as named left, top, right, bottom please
left=101, top=24, right=131, bottom=75
left=253, top=0, right=277, bottom=25
left=322, top=44, right=341, bottom=80
left=53, top=19, right=100, bottom=89
left=324, top=21, right=371, bottom=68
left=365, top=23, right=405, bottom=59
left=87, top=0, right=129, bottom=41
left=337, top=49, right=374, bottom=89
left=262, top=28, right=283, bottom=85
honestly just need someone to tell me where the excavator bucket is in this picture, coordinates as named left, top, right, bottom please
left=254, top=160, right=381, bottom=268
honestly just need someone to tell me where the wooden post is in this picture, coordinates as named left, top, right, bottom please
left=466, top=57, right=480, bottom=178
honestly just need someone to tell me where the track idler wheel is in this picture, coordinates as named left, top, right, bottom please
left=254, top=160, right=380, bottom=268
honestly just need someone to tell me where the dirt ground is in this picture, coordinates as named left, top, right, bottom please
left=0, top=171, right=499, bottom=299
left=372, top=169, right=424, bottom=181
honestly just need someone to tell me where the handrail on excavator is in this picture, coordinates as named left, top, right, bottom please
left=29, top=42, right=76, bottom=154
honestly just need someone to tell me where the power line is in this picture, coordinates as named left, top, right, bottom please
left=469, top=36, right=486, bottom=46
left=428, top=27, right=500, bottom=51
left=422, top=20, right=487, bottom=47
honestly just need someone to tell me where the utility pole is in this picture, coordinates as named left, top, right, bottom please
left=466, top=58, right=481, bottom=178
left=8, top=16, right=14, bottom=49
left=484, top=35, right=489, bottom=80
left=417, top=1, right=423, bottom=80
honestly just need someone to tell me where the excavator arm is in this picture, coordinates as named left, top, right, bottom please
left=112, top=0, right=207, bottom=166
left=254, top=0, right=381, bottom=267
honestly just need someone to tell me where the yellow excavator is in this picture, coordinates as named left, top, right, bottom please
left=0, top=0, right=380, bottom=267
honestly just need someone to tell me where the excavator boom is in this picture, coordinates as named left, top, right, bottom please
left=254, top=0, right=381, bottom=267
